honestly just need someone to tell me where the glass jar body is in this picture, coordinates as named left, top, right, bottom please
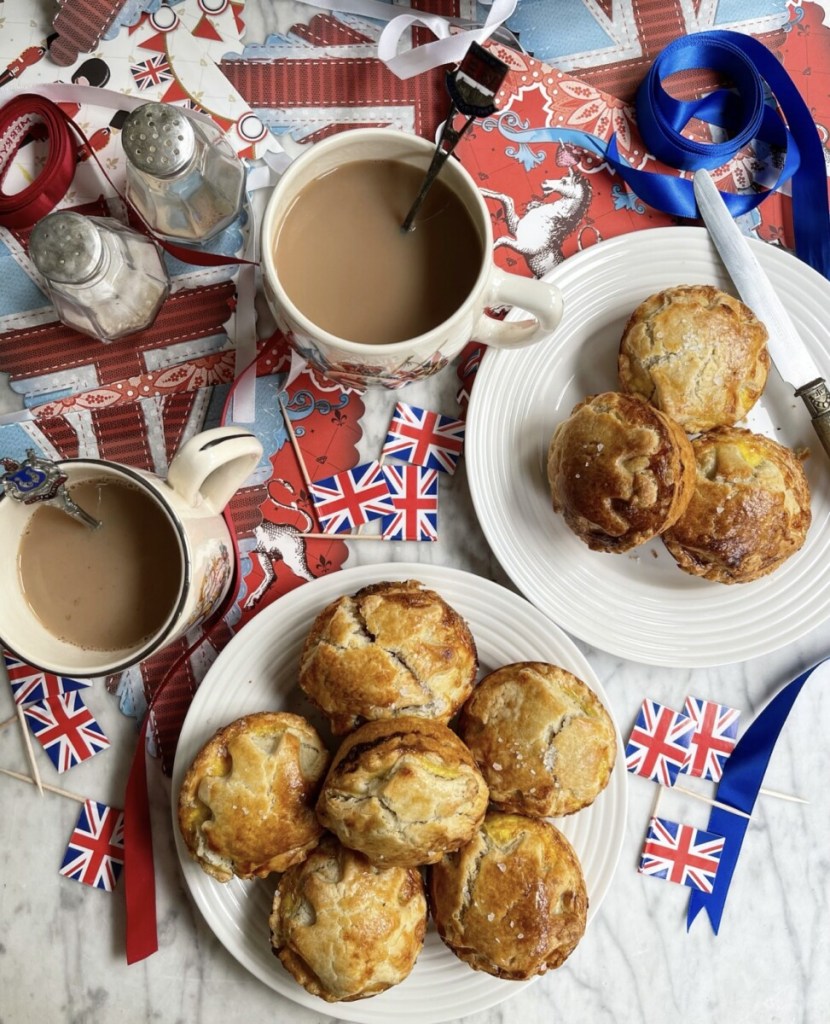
left=125, top=118, right=245, bottom=242
left=41, top=218, right=170, bottom=342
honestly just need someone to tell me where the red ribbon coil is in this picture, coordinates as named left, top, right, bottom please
left=0, top=94, right=82, bottom=229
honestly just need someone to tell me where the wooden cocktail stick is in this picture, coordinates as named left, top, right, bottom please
left=0, top=713, right=17, bottom=731
left=759, top=786, right=808, bottom=805
left=280, top=399, right=314, bottom=494
left=673, top=784, right=752, bottom=820
left=0, top=766, right=86, bottom=805
left=17, top=705, right=43, bottom=796
left=299, top=532, right=386, bottom=541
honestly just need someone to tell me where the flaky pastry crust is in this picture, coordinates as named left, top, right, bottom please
left=316, top=715, right=489, bottom=866
left=662, top=426, right=811, bottom=583
left=177, top=711, right=329, bottom=882
left=429, top=812, right=588, bottom=980
left=547, top=391, right=696, bottom=552
left=618, top=284, right=769, bottom=432
left=269, top=835, right=427, bottom=1002
left=457, top=662, right=616, bottom=817
left=299, top=579, right=478, bottom=734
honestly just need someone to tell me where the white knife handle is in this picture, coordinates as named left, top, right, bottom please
left=795, top=379, right=830, bottom=460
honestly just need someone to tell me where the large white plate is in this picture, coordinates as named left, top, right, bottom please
left=467, top=227, right=830, bottom=667
left=172, top=563, right=627, bottom=1024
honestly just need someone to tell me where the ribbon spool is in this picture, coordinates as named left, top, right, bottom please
left=0, top=95, right=82, bottom=229
left=618, top=30, right=830, bottom=277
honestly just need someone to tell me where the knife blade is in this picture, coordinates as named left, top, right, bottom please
left=693, top=169, right=830, bottom=460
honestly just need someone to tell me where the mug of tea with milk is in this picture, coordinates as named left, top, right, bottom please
left=261, top=128, right=564, bottom=389
left=0, top=426, right=262, bottom=677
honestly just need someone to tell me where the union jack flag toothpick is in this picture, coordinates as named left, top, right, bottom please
left=381, top=465, right=439, bottom=541
left=382, top=402, right=465, bottom=475
left=4, top=652, right=90, bottom=707
left=60, top=799, right=125, bottom=891
left=638, top=816, right=725, bottom=893
left=309, top=460, right=393, bottom=534
left=681, top=697, right=741, bottom=783
left=625, top=698, right=695, bottom=787
left=23, top=692, right=110, bottom=773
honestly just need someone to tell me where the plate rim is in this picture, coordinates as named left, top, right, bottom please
left=466, top=226, right=830, bottom=667
left=171, top=561, right=628, bottom=1024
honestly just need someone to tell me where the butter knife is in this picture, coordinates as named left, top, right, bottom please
left=693, top=169, right=830, bottom=460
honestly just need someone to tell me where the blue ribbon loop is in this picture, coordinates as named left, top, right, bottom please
left=628, top=30, right=828, bottom=277
left=481, top=29, right=830, bottom=278
left=686, top=656, right=829, bottom=934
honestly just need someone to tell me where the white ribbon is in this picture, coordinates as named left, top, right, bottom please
left=297, top=0, right=519, bottom=79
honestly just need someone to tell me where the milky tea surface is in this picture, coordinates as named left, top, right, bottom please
left=18, top=478, right=183, bottom=651
left=274, top=159, right=483, bottom=344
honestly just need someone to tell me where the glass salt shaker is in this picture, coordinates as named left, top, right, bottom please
left=121, top=102, right=246, bottom=242
left=29, top=211, right=170, bottom=342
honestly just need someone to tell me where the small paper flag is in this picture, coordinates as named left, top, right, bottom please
left=381, top=465, right=439, bottom=541
left=4, top=652, right=91, bottom=706
left=681, top=696, right=741, bottom=783
left=638, top=816, right=725, bottom=893
left=381, top=402, right=465, bottom=474
left=60, top=799, right=124, bottom=891
left=23, top=692, right=110, bottom=773
left=625, top=698, right=695, bottom=787
left=309, top=460, right=393, bottom=534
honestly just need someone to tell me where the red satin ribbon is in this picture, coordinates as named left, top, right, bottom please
left=0, top=92, right=256, bottom=267
left=0, top=94, right=81, bottom=228
left=121, top=333, right=279, bottom=964
left=124, top=511, right=244, bottom=964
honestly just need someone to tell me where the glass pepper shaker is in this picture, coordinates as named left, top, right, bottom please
left=121, top=102, right=246, bottom=242
left=28, top=211, right=170, bottom=342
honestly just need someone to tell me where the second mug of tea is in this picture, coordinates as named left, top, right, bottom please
left=261, top=128, right=564, bottom=389
left=0, top=427, right=263, bottom=677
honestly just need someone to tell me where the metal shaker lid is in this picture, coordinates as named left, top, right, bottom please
left=122, top=102, right=196, bottom=177
left=29, top=211, right=103, bottom=284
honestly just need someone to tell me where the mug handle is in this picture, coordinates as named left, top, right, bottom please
left=167, top=426, right=263, bottom=513
left=474, top=267, right=564, bottom=349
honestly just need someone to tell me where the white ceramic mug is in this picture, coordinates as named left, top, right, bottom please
left=261, top=128, right=564, bottom=389
left=0, top=426, right=262, bottom=677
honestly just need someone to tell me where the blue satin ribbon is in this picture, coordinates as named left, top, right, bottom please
left=629, top=31, right=828, bottom=276
left=686, top=656, right=829, bottom=933
left=482, top=29, right=830, bottom=278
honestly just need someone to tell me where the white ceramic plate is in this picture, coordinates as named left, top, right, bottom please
left=467, top=226, right=830, bottom=667
left=172, top=563, right=627, bottom=1024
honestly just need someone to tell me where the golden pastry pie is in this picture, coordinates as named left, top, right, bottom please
left=618, top=284, right=769, bottom=432
left=429, top=812, right=588, bottom=980
left=316, top=715, right=489, bottom=866
left=177, top=711, right=329, bottom=882
left=662, top=426, right=811, bottom=583
left=298, top=579, right=478, bottom=734
left=269, top=834, right=428, bottom=1002
left=547, top=390, right=696, bottom=552
left=457, top=661, right=617, bottom=817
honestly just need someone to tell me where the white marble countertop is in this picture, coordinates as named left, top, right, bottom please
left=2, top=4, right=830, bottom=1023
